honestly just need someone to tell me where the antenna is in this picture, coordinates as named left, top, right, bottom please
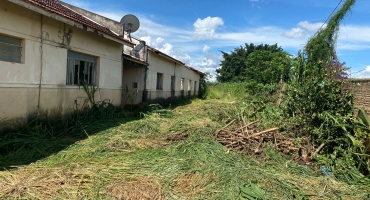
left=120, top=14, right=140, bottom=42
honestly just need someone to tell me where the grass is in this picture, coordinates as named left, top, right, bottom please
left=1, top=97, right=369, bottom=199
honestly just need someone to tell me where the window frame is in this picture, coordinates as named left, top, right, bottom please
left=188, top=80, right=192, bottom=91
left=156, top=73, right=163, bottom=90
left=180, top=78, right=185, bottom=91
left=0, top=33, right=23, bottom=63
left=66, top=51, right=97, bottom=86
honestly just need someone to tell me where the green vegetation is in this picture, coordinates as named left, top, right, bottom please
left=1, top=1, right=369, bottom=199
left=285, top=0, right=370, bottom=176
left=1, top=96, right=369, bottom=199
left=216, top=43, right=292, bottom=83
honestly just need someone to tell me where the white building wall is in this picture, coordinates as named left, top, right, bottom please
left=0, top=1, right=123, bottom=121
left=144, top=51, right=201, bottom=102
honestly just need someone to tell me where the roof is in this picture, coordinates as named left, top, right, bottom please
left=147, top=46, right=185, bottom=65
left=25, top=0, right=134, bottom=45
left=185, top=65, right=206, bottom=76
left=147, top=46, right=205, bottom=75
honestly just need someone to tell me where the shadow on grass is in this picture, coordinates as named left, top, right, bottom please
left=0, top=114, right=139, bottom=170
left=0, top=97, right=198, bottom=170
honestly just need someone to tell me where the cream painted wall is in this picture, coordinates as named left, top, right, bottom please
left=0, top=1, right=124, bottom=121
left=145, top=51, right=201, bottom=101
left=122, top=62, right=145, bottom=104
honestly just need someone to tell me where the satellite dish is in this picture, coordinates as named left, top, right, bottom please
left=120, top=14, right=140, bottom=41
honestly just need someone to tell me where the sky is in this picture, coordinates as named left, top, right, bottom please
left=64, top=0, right=370, bottom=81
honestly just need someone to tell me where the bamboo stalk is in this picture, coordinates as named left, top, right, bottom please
left=245, top=128, right=279, bottom=139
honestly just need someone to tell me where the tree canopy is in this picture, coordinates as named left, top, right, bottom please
left=216, top=43, right=292, bottom=84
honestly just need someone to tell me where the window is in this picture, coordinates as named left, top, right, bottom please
left=156, top=73, right=163, bottom=90
left=171, top=76, right=176, bottom=91
left=194, top=81, right=197, bottom=93
left=180, top=78, right=184, bottom=90
left=188, top=80, right=192, bottom=91
left=132, top=82, right=138, bottom=89
left=0, top=34, right=22, bottom=63
left=66, top=51, right=97, bottom=85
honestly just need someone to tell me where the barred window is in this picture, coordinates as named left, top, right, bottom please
left=0, top=34, right=22, bottom=63
left=188, top=80, right=192, bottom=91
left=66, top=51, right=97, bottom=85
left=156, top=73, right=163, bottom=90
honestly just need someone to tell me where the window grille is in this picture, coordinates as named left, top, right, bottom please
left=66, top=51, right=97, bottom=85
left=0, top=34, right=22, bottom=63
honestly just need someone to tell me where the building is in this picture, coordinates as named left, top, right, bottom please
left=122, top=38, right=204, bottom=105
left=0, top=0, right=203, bottom=122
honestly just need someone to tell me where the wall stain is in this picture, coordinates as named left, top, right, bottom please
left=58, top=23, right=73, bottom=46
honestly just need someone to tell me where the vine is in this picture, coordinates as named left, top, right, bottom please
left=284, top=0, right=370, bottom=177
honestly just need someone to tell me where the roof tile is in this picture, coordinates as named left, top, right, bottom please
left=27, top=0, right=132, bottom=44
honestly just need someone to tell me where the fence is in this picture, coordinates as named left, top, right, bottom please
left=343, top=79, right=370, bottom=115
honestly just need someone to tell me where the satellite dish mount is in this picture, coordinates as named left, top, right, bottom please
left=120, top=14, right=140, bottom=42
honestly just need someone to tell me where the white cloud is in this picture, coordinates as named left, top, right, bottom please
left=155, top=37, right=164, bottom=45
left=351, top=66, right=370, bottom=78
left=173, top=53, right=191, bottom=64
left=193, top=17, right=224, bottom=40
left=283, top=28, right=305, bottom=38
left=83, top=8, right=370, bottom=76
left=159, top=43, right=173, bottom=55
left=298, top=21, right=326, bottom=32
left=199, top=58, right=216, bottom=67
left=203, top=45, right=210, bottom=53
left=140, top=36, right=152, bottom=45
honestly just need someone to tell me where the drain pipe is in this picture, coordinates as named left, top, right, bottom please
left=142, top=45, right=149, bottom=102
left=36, top=14, right=44, bottom=116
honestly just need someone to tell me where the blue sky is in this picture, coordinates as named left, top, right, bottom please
left=64, top=0, right=370, bottom=80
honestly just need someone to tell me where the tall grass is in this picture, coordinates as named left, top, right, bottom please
left=207, top=82, right=279, bottom=101
left=207, top=82, right=249, bottom=100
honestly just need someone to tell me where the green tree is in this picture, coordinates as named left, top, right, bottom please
left=245, top=50, right=291, bottom=84
left=216, top=43, right=290, bottom=83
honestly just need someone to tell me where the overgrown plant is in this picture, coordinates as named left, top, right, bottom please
left=79, top=80, right=99, bottom=106
left=122, top=84, right=138, bottom=110
left=198, top=72, right=210, bottom=99
left=284, top=0, right=370, bottom=178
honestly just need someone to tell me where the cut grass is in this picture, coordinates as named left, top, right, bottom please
left=1, top=99, right=369, bottom=199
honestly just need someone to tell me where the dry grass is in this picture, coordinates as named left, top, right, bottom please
left=0, top=166, right=96, bottom=199
left=0, top=99, right=369, bottom=199
left=108, top=176, right=164, bottom=200
left=171, top=172, right=217, bottom=198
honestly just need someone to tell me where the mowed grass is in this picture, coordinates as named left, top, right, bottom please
left=1, top=98, right=369, bottom=199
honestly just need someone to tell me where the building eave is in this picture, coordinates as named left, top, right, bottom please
left=7, top=0, right=134, bottom=47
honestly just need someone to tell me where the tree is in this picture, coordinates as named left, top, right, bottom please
left=245, top=50, right=292, bottom=84
left=216, top=43, right=290, bottom=83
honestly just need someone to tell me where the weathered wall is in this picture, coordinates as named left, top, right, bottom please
left=121, top=61, right=145, bottom=104
left=0, top=1, right=123, bottom=121
left=343, top=79, right=370, bottom=115
left=60, top=1, right=123, bottom=36
left=145, top=51, right=200, bottom=102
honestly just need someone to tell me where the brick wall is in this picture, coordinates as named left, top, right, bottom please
left=343, top=79, right=370, bottom=115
